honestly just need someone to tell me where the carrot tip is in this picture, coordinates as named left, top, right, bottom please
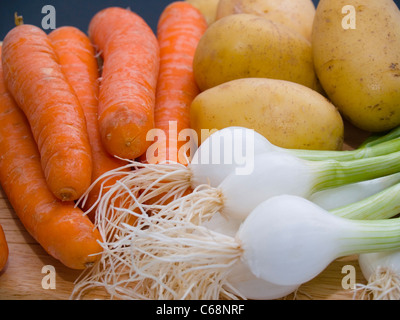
left=59, top=187, right=78, bottom=202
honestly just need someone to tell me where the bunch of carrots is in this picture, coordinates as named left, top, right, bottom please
left=0, top=2, right=207, bottom=271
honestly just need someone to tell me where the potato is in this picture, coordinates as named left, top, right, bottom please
left=193, top=13, right=318, bottom=92
left=190, top=78, right=344, bottom=150
left=216, top=0, right=315, bottom=41
left=186, top=0, right=220, bottom=25
left=312, top=0, right=400, bottom=133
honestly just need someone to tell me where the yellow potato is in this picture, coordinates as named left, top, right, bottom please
left=190, top=78, right=344, bottom=150
left=216, top=0, right=315, bottom=41
left=312, top=0, right=400, bottom=133
left=193, top=13, right=318, bottom=92
left=186, top=0, right=220, bottom=25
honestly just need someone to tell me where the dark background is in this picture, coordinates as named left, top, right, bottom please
left=0, top=0, right=400, bottom=39
left=2, top=0, right=399, bottom=40
left=0, top=0, right=182, bottom=39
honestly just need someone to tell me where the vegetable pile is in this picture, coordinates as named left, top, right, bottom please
left=1, top=0, right=400, bottom=300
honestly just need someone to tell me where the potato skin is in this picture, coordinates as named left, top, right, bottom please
left=193, top=13, right=318, bottom=92
left=312, top=0, right=400, bottom=133
left=216, top=0, right=316, bottom=42
left=186, top=0, right=219, bottom=25
left=190, top=78, right=344, bottom=151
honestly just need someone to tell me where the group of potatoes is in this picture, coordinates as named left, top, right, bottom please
left=186, top=0, right=400, bottom=151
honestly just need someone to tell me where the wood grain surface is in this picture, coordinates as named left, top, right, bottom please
left=0, top=121, right=375, bottom=300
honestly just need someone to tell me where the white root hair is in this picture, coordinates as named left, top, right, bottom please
left=149, top=183, right=225, bottom=225
left=71, top=178, right=244, bottom=300
left=75, top=156, right=226, bottom=231
left=75, top=158, right=193, bottom=217
left=354, top=266, right=400, bottom=300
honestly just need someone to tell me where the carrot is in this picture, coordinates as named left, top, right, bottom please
left=0, top=46, right=103, bottom=270
left=144, top=1, right=208, bottom=165
left=88, top=7, right=160, bottom=160
left=1, top=24, right=93, bottom=202
left=48, top=26, right=129, bottom=218
left=0, top=224, right=8, bottom=271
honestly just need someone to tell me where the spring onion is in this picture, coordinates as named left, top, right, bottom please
left=310, top=172, right=400, bottom=210
left=190, top=126, right=400, bottom=186
left=71, top=126, right=400, bottom=300
left=356, top=250, right=400, bottom=300
left=329, top=180, right=400, bottom=220
left=72, top=171, right=400, bottom=300
left=205, top=178, right=400, bottom=299
left=157, top=148, right=400, bottom=225
left=78, top=127, right=400, bottom=227
left=358, top=125, right=400, bottom=149
left=239, top=195, right=400, bottom=287
left=78, top=126, right=400, bottom=213
left=225, top=260, right=300, bottom=300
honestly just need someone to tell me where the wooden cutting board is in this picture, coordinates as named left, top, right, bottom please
left=0, top=122, right=374, bottom=300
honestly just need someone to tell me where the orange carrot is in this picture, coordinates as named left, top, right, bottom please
left=48, top=26, right=129, bottom=218
left=88, top=7, right=160, bottom=160
left=1, top=24, right=93, bottom=202
left=0, top=224, right=8, bottom=271
left=145, top=1, right=208, bottom=165
left=0, top=46, right=102, bottom=270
